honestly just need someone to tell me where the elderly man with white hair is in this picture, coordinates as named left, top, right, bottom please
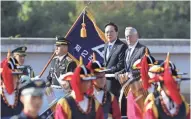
left=120, top=27, right=150, bottom=74
left=115, top=27, right=151, bottom=117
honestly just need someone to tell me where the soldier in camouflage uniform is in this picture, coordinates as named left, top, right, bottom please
left=46, top=36, right=77, bottom=98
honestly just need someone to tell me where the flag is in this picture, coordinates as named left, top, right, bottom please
left=141, top=54, right=150, bottom=90
left=66, top=8, right=106, bottom=64
left=1, top=59, right=14, bottom=94
left=163, top=52, right=182, bottom=105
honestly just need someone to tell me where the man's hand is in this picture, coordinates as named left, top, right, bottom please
left=60, top=80, right=70, bottom=91
left=118, top=72, right=129, bottom=85
left=114, top=72, right=120, bottom=80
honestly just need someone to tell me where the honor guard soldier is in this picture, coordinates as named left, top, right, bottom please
left=124, top=51, right=156, bottom=119
left=10, top=79, right=46, bottom=119
left=46, top=36, right=77, bottom=98
left=1, top=54, right=24, bottom=118
left=86, top=54, right=121, bottom=119
left=54, top=57, right=104, bottom=119
left=144, top=53, right=190, bottom=119
left=12, top=46, right=35, bottom=78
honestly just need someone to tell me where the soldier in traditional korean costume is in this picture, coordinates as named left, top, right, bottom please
left=86, top=54, right=121, bottom=119
left=144, top=53, right=190, bottom=119
left=54, top=57, right=104, bottom=119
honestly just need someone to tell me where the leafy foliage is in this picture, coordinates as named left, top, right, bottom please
left=1, top=1, right=190, bottom=38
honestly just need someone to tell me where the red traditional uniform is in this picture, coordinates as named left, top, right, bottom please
left=144, top=53, right=190, bottom=119
left=86, top=58, right=121, bottom=119
left=1, top=56, right=24, bottom=118
left=126, top=50, right=156, bottom=119
left=54, top=58, right=104, bottom=119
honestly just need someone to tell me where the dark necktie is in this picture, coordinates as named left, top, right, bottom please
left=109, top=45, right=112, bottom=52
left=127, top=48, right=132, bottom=59
left=106, top=45, right=112, bottom=61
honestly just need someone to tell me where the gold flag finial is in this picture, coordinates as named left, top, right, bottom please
left=166, top=52, right=170, bottom=67
left=79, top=56, right=83, bottom=66
left=145, top=48, right=149, bottom=56
left=80, top=11, right=87, bottom=38
left=92, top=52, right=96, bottom=61
left=7, top=49, right=11, bottom=58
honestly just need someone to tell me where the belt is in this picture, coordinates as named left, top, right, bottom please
left=51, top=85, right=62, bottom=89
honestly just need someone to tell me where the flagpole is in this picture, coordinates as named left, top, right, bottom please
left=38, top=3, right=92, bottom=77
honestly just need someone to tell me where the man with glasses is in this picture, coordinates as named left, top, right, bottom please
left=118, top=27, right=150, bottom=74
left=103, top=22, right=127, bottom=116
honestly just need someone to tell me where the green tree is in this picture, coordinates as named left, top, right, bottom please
left=74, top=1, right=190, bottom=38
left=1, top=1, right=190, bottom=38
left=17, top=1, right=76, bottom=37
left=1, top=1, right=22, bottom=37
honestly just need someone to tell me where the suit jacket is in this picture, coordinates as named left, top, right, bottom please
left=124, top=42, right=150, bottom=73
left=103, top=39, right=127, bottom=74
left=103, top=39, right=127, bottom=97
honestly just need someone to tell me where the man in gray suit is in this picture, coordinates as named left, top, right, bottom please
left=103, top=22, right=127, bottom=116
left=119, top=27, right=150, bottom=74
left=115, top=27, right=151, bottom=116
left=125, top=27, right=150, bottom=72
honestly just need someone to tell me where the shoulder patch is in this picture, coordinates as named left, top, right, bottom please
left=66, top=56, right=73, bottom=62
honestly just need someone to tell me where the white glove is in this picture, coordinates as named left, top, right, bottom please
left=20, top=75, right=31, bottom=83
left=31, top=75, right=41, bottom=80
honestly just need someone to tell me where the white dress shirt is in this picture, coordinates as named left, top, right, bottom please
left=126, top=41, right=138, bottom=62
left=93, top=87, right=104, bottom=104
left=127, top=40, right=138, bottom=58
left=106, top=39, right=117, bottom=61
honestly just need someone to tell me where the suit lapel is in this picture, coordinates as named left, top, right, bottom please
left=104, top=44, right=108, bottom=65
left=129, top=42, right=140, bottom=61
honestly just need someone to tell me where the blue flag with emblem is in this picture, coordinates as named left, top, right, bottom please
left=40, top=8, right=106, bottom=118
left=66, top=8, right=106, bottom=64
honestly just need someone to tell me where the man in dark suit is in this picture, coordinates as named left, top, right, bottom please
left=103, top=22, right=127, bottom=115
